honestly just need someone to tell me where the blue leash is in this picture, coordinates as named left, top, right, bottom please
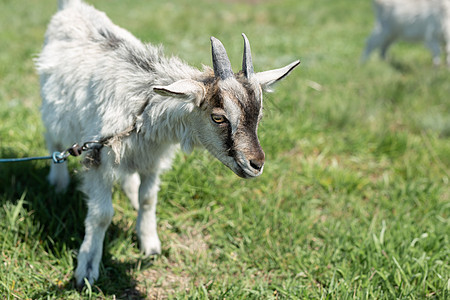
left=0, top=155, right=54, bottom=163
left=0, top=141, right=103, bottom=164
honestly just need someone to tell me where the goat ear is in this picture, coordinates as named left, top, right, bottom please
left=154, top=79, right=205, bottom=106
left=255, top=60, right=300, bottom=92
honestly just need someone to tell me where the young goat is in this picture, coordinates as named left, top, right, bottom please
left=37, top=0, right=299, bottom=287
left=361, top=0, right=450, bottom=66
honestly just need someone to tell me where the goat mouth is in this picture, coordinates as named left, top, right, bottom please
left=233, top=156, right=263, bottom=179
left=216, top=152, right=263, bottom=178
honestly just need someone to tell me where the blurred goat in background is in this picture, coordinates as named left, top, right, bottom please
left=362, top=0, right=450, bottom=66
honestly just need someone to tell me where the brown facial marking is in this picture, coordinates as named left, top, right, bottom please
left=201, top=76, right=222, bottom=110
left=230, top=75, right=264, bottom=166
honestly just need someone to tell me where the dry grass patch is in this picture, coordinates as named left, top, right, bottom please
left=136, top=222, right=211, bottom=299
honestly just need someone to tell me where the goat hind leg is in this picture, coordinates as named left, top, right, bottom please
left=137, top=173, right=161, bottom=256
left=379, top=35, right=395, bottom=60
left=75, top=169, right=114, bottom=287
left=121, top=172, right=141, bottom=210
left=361, top=25, right=391, bottom=62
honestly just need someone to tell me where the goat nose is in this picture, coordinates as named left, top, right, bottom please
left=249, top=158, right=264, bottom=171
left=249, top=148, right=265, bottom=172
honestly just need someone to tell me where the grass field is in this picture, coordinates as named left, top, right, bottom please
left=0, top=0, right=449, bottom=298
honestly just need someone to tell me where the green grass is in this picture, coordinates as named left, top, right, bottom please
left=1, top=0, right=449, bottom=298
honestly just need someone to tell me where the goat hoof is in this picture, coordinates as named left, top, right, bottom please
left=75, top=275, right=96, bottom=290
left=74, top=260, right=99, bottom=288
left=141, top=239, right=161, bottom=257
left=142, top=246, right=161, bottom=257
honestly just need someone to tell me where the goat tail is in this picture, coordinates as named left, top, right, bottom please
left=58, top=0, right=82, bottom=11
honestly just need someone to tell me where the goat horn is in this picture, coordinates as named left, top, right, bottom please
left=211, top=36, right=234, bottom=80
left=241, top=33, right=254, bottom=78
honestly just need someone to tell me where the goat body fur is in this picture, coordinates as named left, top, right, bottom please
left=362, top=0, right=450, bottom=66
left=37, top=0, right=299, bottom=286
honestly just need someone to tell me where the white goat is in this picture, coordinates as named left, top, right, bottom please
left=37, top=0, right=299, bottom=287
left=361, top=0, right=450, bottom=66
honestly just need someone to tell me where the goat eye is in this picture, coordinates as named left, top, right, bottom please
left=211, top=114, right=227, bottom=124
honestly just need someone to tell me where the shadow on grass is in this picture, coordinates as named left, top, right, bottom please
left=389, top=58, right=414, bottom=74
left=31, top=257, right=150, bottom=299
left=0, top=149, right=149, bottom=298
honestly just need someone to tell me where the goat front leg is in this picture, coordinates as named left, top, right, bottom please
left=75, top=169, right=114, bottom=287
left=425, top=38, right=442, bottom=66
left=137, top=173, right=161, bottom=256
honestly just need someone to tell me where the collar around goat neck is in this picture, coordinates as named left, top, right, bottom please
left=83, top=122, right=137, bottom=167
